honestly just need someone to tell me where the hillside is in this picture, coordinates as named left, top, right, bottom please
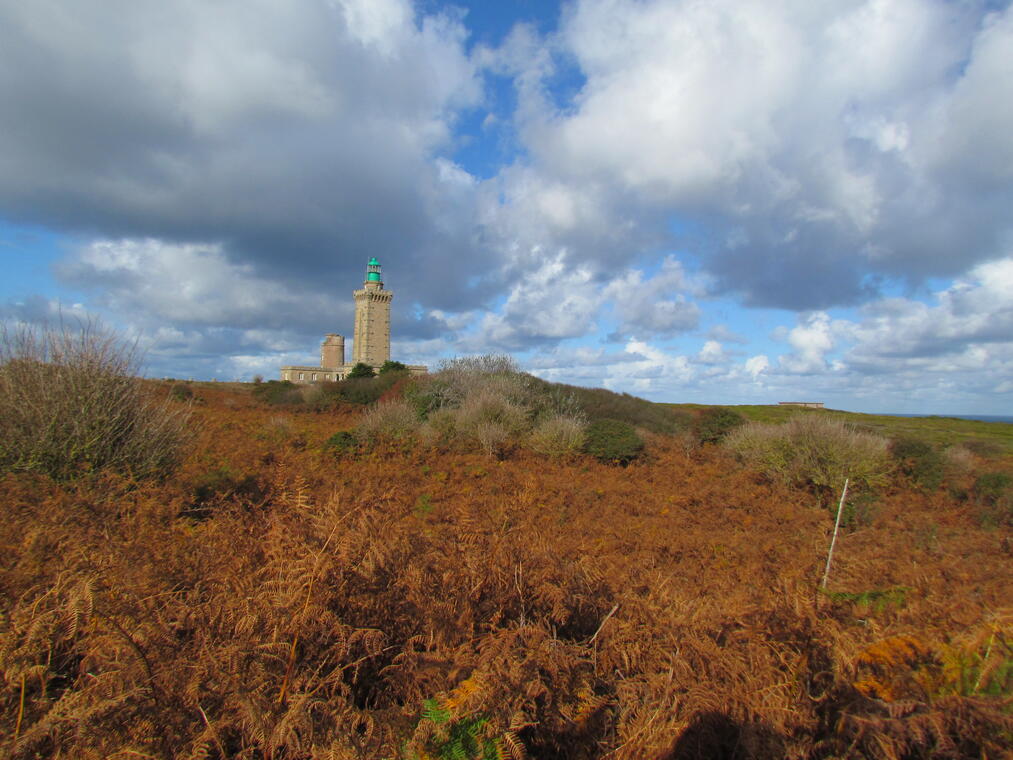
left=664, top=403, right=1013, bottom=454
left=2, top=375, right=1011, bottom=759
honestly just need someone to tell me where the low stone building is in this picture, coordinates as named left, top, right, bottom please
left=777, top=401, right=825, bottom=409
left=280, top=258, right=426, bottom=383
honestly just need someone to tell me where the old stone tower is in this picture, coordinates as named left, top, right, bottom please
left=278, top=257, right=426, bottom=383
left=352, top=257, right=392, bottom=366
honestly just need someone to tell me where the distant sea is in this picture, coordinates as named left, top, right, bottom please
left=889, top=413, right=1013, bottom=424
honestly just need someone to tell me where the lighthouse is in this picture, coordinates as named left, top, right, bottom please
left=279, top=257, right=423, bottom=383
left=351, top=257, right=392, bottom=367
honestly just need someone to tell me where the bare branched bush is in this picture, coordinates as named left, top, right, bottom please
left=942, top=444, right=975, bottom=478
left=472, top=419, right=510, bottom=457
left=528, top=414, right=587, bottom=458
left=725, top=415, right=891, bottom=494
left=456, top=391, right=530, bottom=456
left=354, top=398, right=420, bottom=446
left=0, top=321, right=193, bottom=480
left=418, top=407, right=457, bottom=447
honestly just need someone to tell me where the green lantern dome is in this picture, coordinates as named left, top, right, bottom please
left=366, top=257, right=382, bottom=283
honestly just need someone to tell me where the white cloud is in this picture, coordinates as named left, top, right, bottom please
left=602, top=256, right=701, bottom=337
left=844, top=256, right=1013, bottom=367
left=496, top=0, right=1012, bottom=307
left=745, top=355, right=770, bottom=378
left=697, top=340, right=727, bottom=365
left=58, top=238, right=338, bottom=330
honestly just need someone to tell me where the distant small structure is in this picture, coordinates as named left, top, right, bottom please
left=280, top=258, right=427, bottom=384
left=778, top=401, right=825, bottom=409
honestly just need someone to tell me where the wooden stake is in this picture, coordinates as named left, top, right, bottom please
left=821, top=478, right=849, bottom=589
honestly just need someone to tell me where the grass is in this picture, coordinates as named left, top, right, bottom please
left=663, top=403, right=1013, bottom=454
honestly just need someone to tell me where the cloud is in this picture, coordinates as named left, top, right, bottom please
left=707, top=325, right=749, bottom=345
left=0, top=0, right=486, bottom=310
left=697, top=340, right=728, bottom=365
left=777, top=312, right=838, bottom=374
left=603, top=256, right=700, bottom=338
left=843, top=256, right=1013, bottom=369
left=745, top=355, right=770, bottom=378
left=506, top=0, right=1013, bottom=308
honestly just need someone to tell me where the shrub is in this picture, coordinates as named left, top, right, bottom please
left=327, top=372, right=406, bottom=407
left=961, top=439, right=1003, bottom=458
left=583, top=419, right=644, bottom=464
left=694, top=407, right=746, bottom=445
left=418, top=407, right=458, bottom=447
left=472, top=420, right=510, bottom=458
left=972, top=471, right=1012, bottom=529
left=323, top=430, right=358, bottom=457
left=525, top=376, right=688, bottom=435
left=724, top=415, right=891, bottom=496
left=347, top=362, right=376, bottom=379
left=379, top=360, right=408, bottom=374
left=0, top=321, right=193, bottom=480
left=186, top=467, right=264, bottom=518
left=890, top=437, right=946, bottom=491
left=973, top=471, right=1012, bottom=504
left=252, top=379, right=301, bottom=405
left=355, top=399, right=420, bottom=446
left=170, top=382, right=194, bottom=401
left=942, top=445, right=975, bottom=478
left=456, top=390, right=529, bottom=435
left=528, top=414, right=587, bottom=458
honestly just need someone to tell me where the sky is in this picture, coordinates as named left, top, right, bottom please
left=1, top=0, right=1012, bottom=415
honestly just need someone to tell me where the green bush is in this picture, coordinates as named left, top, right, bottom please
left=379, top=360, right=408, bottom=374
left=185, top=467, right=264, bottom=518
left=583, top=419, right=644, bottom=464
left=972, top=471, right=1012, bottom=529
left=0, top=321, right=194, bottom=481
left=525, top=376, right=688, bottom=435
left=961, top=439, right=1003, bottom=459
left=891, top=437, right=946, bottom=491
left=724, top=415, right=891, bottom=496
left=325, top=375, right=392, bottom=406
left=973, top=472, right=1012, bottom=504
left=347, top=362, right=376, bottom=379
left=252, top=379, right=302, bottom=405
left=694, top=407, right=746, bottom=444
left=323, top=430, right=358, bottom=456
left=170, top=382, right=194, bottom=401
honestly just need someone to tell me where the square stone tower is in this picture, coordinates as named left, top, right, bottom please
left=352, top=257, right=392, bottom=367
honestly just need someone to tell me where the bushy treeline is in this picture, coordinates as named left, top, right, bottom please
left=0, top=321, right=193, bottom=481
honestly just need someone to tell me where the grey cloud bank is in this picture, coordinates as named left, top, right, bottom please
left=0, top=0, right=1010, bottom=411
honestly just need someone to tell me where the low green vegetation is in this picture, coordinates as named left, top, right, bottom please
left=663, top=403, right=1013, bottom=454
left=582, top=419, right=644, bottom=463
left=822, top=587, right=909, bottom=614
left=347, top=361, right=376, bottom=379
left=380, top=360, right=408, bottom=374
left=890, top=437, right=946, bottom=491
left=693, top=406, right=746, bottom=444
left=323, top=430, right=358, bottom=457
left=253, top=372, right=405, bottom=408
left=972, top=471, right=1013, bottom=528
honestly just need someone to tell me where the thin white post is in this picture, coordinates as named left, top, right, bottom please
left=821, top=478, right=849, bottom=589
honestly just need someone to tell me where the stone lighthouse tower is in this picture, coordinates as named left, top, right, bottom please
left=352, top=257, right=392, bottom=367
